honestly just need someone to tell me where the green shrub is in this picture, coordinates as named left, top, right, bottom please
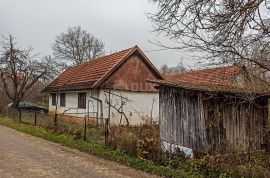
left=188, top=154, right=226, bottom=177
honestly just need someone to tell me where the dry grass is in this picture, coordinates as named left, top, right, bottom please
left=109, top=124, right=163, bottom=163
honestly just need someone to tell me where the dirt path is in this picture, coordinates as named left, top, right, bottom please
left=0, top=125, right=159, bottom=178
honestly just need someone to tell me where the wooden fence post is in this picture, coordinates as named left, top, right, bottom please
left=54, top=92, right=59, bottom=127
left=34, top=112, right=37, bottom=125
left=96, top=112, right=98, bottom=128
left=83, top=116, right=87, bottom=141
left=104, top=91, right=111, bottom=146
left=54, top=114, right=57, bottom=126
left=19, top=109, right=21, bottom=122
left=105, top=118, right=109, bottom=146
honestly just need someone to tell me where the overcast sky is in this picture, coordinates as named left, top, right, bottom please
left=0, top=0, right=197, bottom=68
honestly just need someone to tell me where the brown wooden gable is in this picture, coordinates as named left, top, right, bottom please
left=103, top=52, right=161, bottom=92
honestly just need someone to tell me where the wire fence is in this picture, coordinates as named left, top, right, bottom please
left=6, top=108, right=109, bottom=145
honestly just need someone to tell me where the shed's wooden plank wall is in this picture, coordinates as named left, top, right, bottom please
left=204, top=97, right=268, bottom=151
left=159, top=85, right=207, bottom=152
left=160, top=85, right=268, bottom=152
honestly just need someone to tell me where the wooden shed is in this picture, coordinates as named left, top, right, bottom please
left=150, top=65, right=270, bottom=153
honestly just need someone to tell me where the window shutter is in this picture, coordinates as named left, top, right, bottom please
left=52, top=94, right=56, bottom=106
left=78, top=93, right=86, bottom=109
left=60, top=93, right=66, bottom=107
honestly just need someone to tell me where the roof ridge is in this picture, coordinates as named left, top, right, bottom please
left=88, top=46, right=136, bottom=62
left=66, top=46, right=136, bottom=69
left=166, top=64, right=243, bottom=77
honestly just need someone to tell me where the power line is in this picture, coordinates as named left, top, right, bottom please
left=143, top=48, right=179, bottom=53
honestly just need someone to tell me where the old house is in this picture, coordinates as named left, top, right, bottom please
left=150, top=65, right=270, bottom=154
left=42, top=46, right=163, bottom=125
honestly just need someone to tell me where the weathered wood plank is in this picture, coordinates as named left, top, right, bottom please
left=160, top=85, right=268, bottom=153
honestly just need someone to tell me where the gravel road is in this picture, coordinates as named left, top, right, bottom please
left=0, top=125, right=159, bottom=178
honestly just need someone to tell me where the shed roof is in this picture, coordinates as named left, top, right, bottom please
left=149, top=64, right=270, bottom=94
left=165, top=64, right=242, bottom=88
left=42, top=45, right=163, bottom=92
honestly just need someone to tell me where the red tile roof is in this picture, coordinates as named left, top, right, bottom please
left=150, top=64, right=270, bottom=94
left=165, top=65, right=243, bottom=89
left=42, top=46, right=163, bottom=92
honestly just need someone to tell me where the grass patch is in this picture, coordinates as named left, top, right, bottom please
left=0, top=117, right=202, bottom=178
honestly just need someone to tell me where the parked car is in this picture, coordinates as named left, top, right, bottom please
left=8, top=102, right=48, bottom=113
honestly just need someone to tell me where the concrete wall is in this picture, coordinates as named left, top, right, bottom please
left=48, top=89, right=159, bottom=125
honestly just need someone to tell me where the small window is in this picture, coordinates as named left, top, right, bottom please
left=78, top=93, right=86, bottom=109
left=60, top=93, right=66, bottom=107
left=52, top=94, right=56, bottom=106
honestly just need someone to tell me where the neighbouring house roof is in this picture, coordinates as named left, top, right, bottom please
left=42, top=45, right=163, bottom=92
left=149, top=64, right=270, bottom=94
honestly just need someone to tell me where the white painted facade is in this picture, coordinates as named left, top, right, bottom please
left=49, top=89, right=159, bottom=125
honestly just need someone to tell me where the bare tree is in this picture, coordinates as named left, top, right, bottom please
left=104, top=91, right=130, bottom=126
left=52, top=26, right=105, bottom=65
left=150, top=0, right=270, bottom=77
left=0, top=35, right=59, bottom=107
left=151, top=1, right=270, bottom=160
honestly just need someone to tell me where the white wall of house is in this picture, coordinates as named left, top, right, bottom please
left=48, top=90, right=159, bottom=125
left=99, top=90, right=159, bottom=125
left=48, top=91, right=97, bottom=118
